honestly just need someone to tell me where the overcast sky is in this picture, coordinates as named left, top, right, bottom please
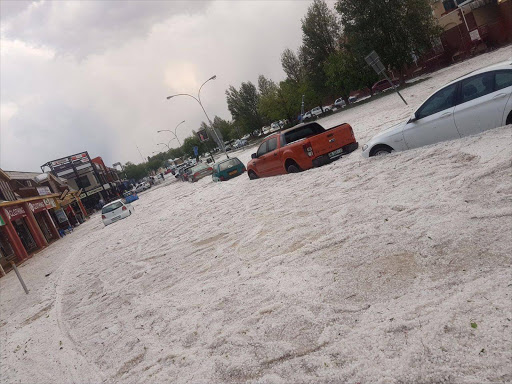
left=0, top=0, right=334, bottom=172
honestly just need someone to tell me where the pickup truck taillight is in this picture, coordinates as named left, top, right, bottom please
left=303, top=142, right=314, bottom=157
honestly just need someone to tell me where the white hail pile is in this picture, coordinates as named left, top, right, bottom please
left=1, top=46, right=511, bottom=384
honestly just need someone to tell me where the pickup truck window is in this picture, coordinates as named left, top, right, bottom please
left=257, top=141, right=268, bottom=157
left=267, top=137, right=278, bottom=152
left=282, top=123, right=325, bottom=145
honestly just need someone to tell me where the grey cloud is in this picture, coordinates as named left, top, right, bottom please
left=1, top=1, right=321, bottom=171
left=1, top=1, right=211, bottom=58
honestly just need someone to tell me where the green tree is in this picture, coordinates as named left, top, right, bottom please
left=123, top=162, right=147, bottom=181
left=182, top=135, right=202, bottom=159
left=335, top=0, right=440, bottom=83
left=281, top=48, right=305, bottom=84
left=225, top=82, right=265, bottom=134
left=257, top=75, right=287, bottom=122
left=324, top=47, right=378, bottom=102
left=300, top=0, right=340, bottom=104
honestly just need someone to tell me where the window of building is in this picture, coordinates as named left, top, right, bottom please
left=76, top=175, right=91, bottom=188
left=443, top=0, right=457, bottom=12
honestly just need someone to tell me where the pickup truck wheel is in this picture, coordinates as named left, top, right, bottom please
left=248, top=171, right=258, bottom=180
left=287, top=163, right=302, bottom=173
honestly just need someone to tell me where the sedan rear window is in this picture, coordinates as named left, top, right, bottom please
left=102, top=202, right=123, bottom=214
left=219, top=159, right=241, bottom=171
left=191, top=164, right=208, bottom=172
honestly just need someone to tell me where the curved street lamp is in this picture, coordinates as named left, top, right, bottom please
left=157, top=120, right=185, bottom=147
left=157, top=142, right=171, bottom=151
left=166, top=75, right=228, bottom=159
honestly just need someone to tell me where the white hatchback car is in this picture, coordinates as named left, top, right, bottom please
left=101, top=199, right=134, bottom=226
left=362, top=60, right=512, bottom=157
left=311, top=106, right=323, bottom=116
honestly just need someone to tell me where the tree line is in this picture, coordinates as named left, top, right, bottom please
left=123, top=116, right=242, bottom=180
left=225, top=0, right=439, bottom=135
left=124, top=0, right=439, bottom=181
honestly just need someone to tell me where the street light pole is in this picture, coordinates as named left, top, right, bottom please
left=166, top=75, right=229, bottom=159
left=157, top=142, right=171, bottom=151
left=157, top=120, right=185, bottom=147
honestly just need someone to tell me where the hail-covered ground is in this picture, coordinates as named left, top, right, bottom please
left=1, top=47, right=511, bottom=384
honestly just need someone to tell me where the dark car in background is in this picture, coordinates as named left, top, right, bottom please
left=212, top=158, right=246, bottom=182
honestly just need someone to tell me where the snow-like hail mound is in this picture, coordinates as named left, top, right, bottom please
left=1, top=46, right=511, bottom=384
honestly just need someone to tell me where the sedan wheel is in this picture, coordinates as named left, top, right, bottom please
left=374, top=149, right=391, bottom=156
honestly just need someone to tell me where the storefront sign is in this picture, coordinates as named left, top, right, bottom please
left=37, top=186, right=52, bottom=196
left=54, top=209, right=69, bottom=224
left=28, top=200, right=47, bottom=214
left=469, top=29, right=481, bottom=42
left=86, top=186, right=104, bottom=196
left=43, top=198, right=57, bottom=209
left=5, top=206, right=26, bottom=221
left=71, top=153, right=88, bottom=163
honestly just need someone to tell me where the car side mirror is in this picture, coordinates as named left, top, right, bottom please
left=251, top=153, right=257, bottom=159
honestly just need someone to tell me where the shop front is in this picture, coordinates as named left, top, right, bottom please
left=27, top=198, right=60, bottom=243
left=0, top=218, right=16, bottom=271
left=0, top=196, right=61, bottom=264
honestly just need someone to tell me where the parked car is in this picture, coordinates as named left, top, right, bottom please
left=133, top=183, right=148, bottom=193
left=212, top=157, right=246, bottom=181
left=262, top=126, right=271, bottom=135
left=311, top=106, right=323, bottom=116
left=302, top=111, right=312, bottom=120
left=322, top=105, right=332, bottom=112
left=334, top=98, right=346, bottom=108
left=188, top=163, right=214, bottom=182
left=123, top=190, right=139, bottom=204
left=348, top=96, right=358, bottom=103
left=270, top=122, right=281, bottom=132
left=372, top=78, right=400, bottom=94
left=101, top=199, right=134, bottom=226
left=180, top=165, right=195, bottom=181
left=234, top=138, right=248, bottom=148
left=362, top=60, right=512, bottom=157
left=247, top=121, right=358, bottom=179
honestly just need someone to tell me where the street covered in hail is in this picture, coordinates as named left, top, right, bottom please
left=1, top=48, right=512, bottom=384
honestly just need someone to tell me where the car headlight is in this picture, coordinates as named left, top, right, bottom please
left=362, top=144, right=368, bottom=152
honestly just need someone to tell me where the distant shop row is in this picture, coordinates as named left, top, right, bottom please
left=0, top=151, right=127, bottom=275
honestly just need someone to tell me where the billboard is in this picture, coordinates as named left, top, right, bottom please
left=196, top=129, right=209, bottom=142
left=45, top=152, right=94, bottom=179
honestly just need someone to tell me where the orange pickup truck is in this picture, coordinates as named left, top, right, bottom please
left=247, top=122, right=358, bottom=179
